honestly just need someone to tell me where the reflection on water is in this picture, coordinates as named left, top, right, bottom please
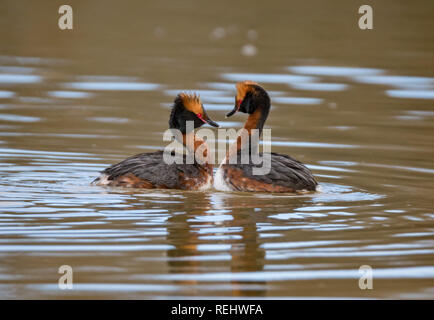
left=64, top=81, right=160, bottom=91
left=0, top=0, right=434, bottom=299
left=0, top=74, right=42, bottom=84
left=48, top=91, right=93, bottom=99
left=289, top=66, right=383, bottom=77
left=386, top=90, right=434, bottom=99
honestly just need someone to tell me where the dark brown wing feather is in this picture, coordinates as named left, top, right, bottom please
left=93, top=151, right=209, bottom=189
left=223, top=152, right=317, bottom=192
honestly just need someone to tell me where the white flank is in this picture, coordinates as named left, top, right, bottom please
left=213, top=164, right=233, bottom=191
left=93, top=174, right=110, bottom=186
left=198, top=173, right=213, bottom=191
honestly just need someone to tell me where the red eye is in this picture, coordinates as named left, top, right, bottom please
left=196, top=113, right=206, bottom=123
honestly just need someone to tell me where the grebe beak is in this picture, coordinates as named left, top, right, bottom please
left=226, top=98, right=243, bottom=118
left=205, top=118, right=219, bottom=127
left=203, top=109, right=219, bottom=127
left=226, top=104, right=239, bottom=118
left=197, top=109, right=219, bottom=127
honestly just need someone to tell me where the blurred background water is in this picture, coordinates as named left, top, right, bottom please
left=0, top=0, right=433, bottom=299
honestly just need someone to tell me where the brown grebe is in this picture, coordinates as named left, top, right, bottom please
left=93, top=93, right=219, bottom=190
left=214, top=81, right=317, bottom=192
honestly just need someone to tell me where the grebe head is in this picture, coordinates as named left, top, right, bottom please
left=169, top=93, right=219, bottom=133
left=226, top=81, right=269, bottom=117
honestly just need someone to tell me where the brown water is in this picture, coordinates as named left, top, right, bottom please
left=0, top=0, right=433, bottom=299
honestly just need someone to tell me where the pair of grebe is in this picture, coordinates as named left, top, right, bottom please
left=93, top=81, right=317, bottom=193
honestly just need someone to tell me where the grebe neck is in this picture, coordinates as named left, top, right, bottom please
left=182, top=132, right=212, bottom=166
left=226, top=88, right=270, bottom=162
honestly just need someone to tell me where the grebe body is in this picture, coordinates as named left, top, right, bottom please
left=95, top=151, right=213, bottom=190
left=93, top=93, right=218, bottom=190
left=214, top=81, right=317, bottom=193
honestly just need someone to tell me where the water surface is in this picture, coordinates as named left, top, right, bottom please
left=0, top=0, right=433, bottom=299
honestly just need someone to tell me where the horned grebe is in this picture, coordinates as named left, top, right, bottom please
left=214, top=81, right=317, bottom=193
left=93, top=93, right=219, bottom=190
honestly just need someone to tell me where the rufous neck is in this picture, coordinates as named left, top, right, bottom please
left=225, top=103, right=269, bottom=162
left=244, top=104, right=269, bottom=134
left=182, top=132, right=211, bottom=165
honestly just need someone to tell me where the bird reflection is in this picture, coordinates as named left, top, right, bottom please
left=166, top=191, right=266, bottom=297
